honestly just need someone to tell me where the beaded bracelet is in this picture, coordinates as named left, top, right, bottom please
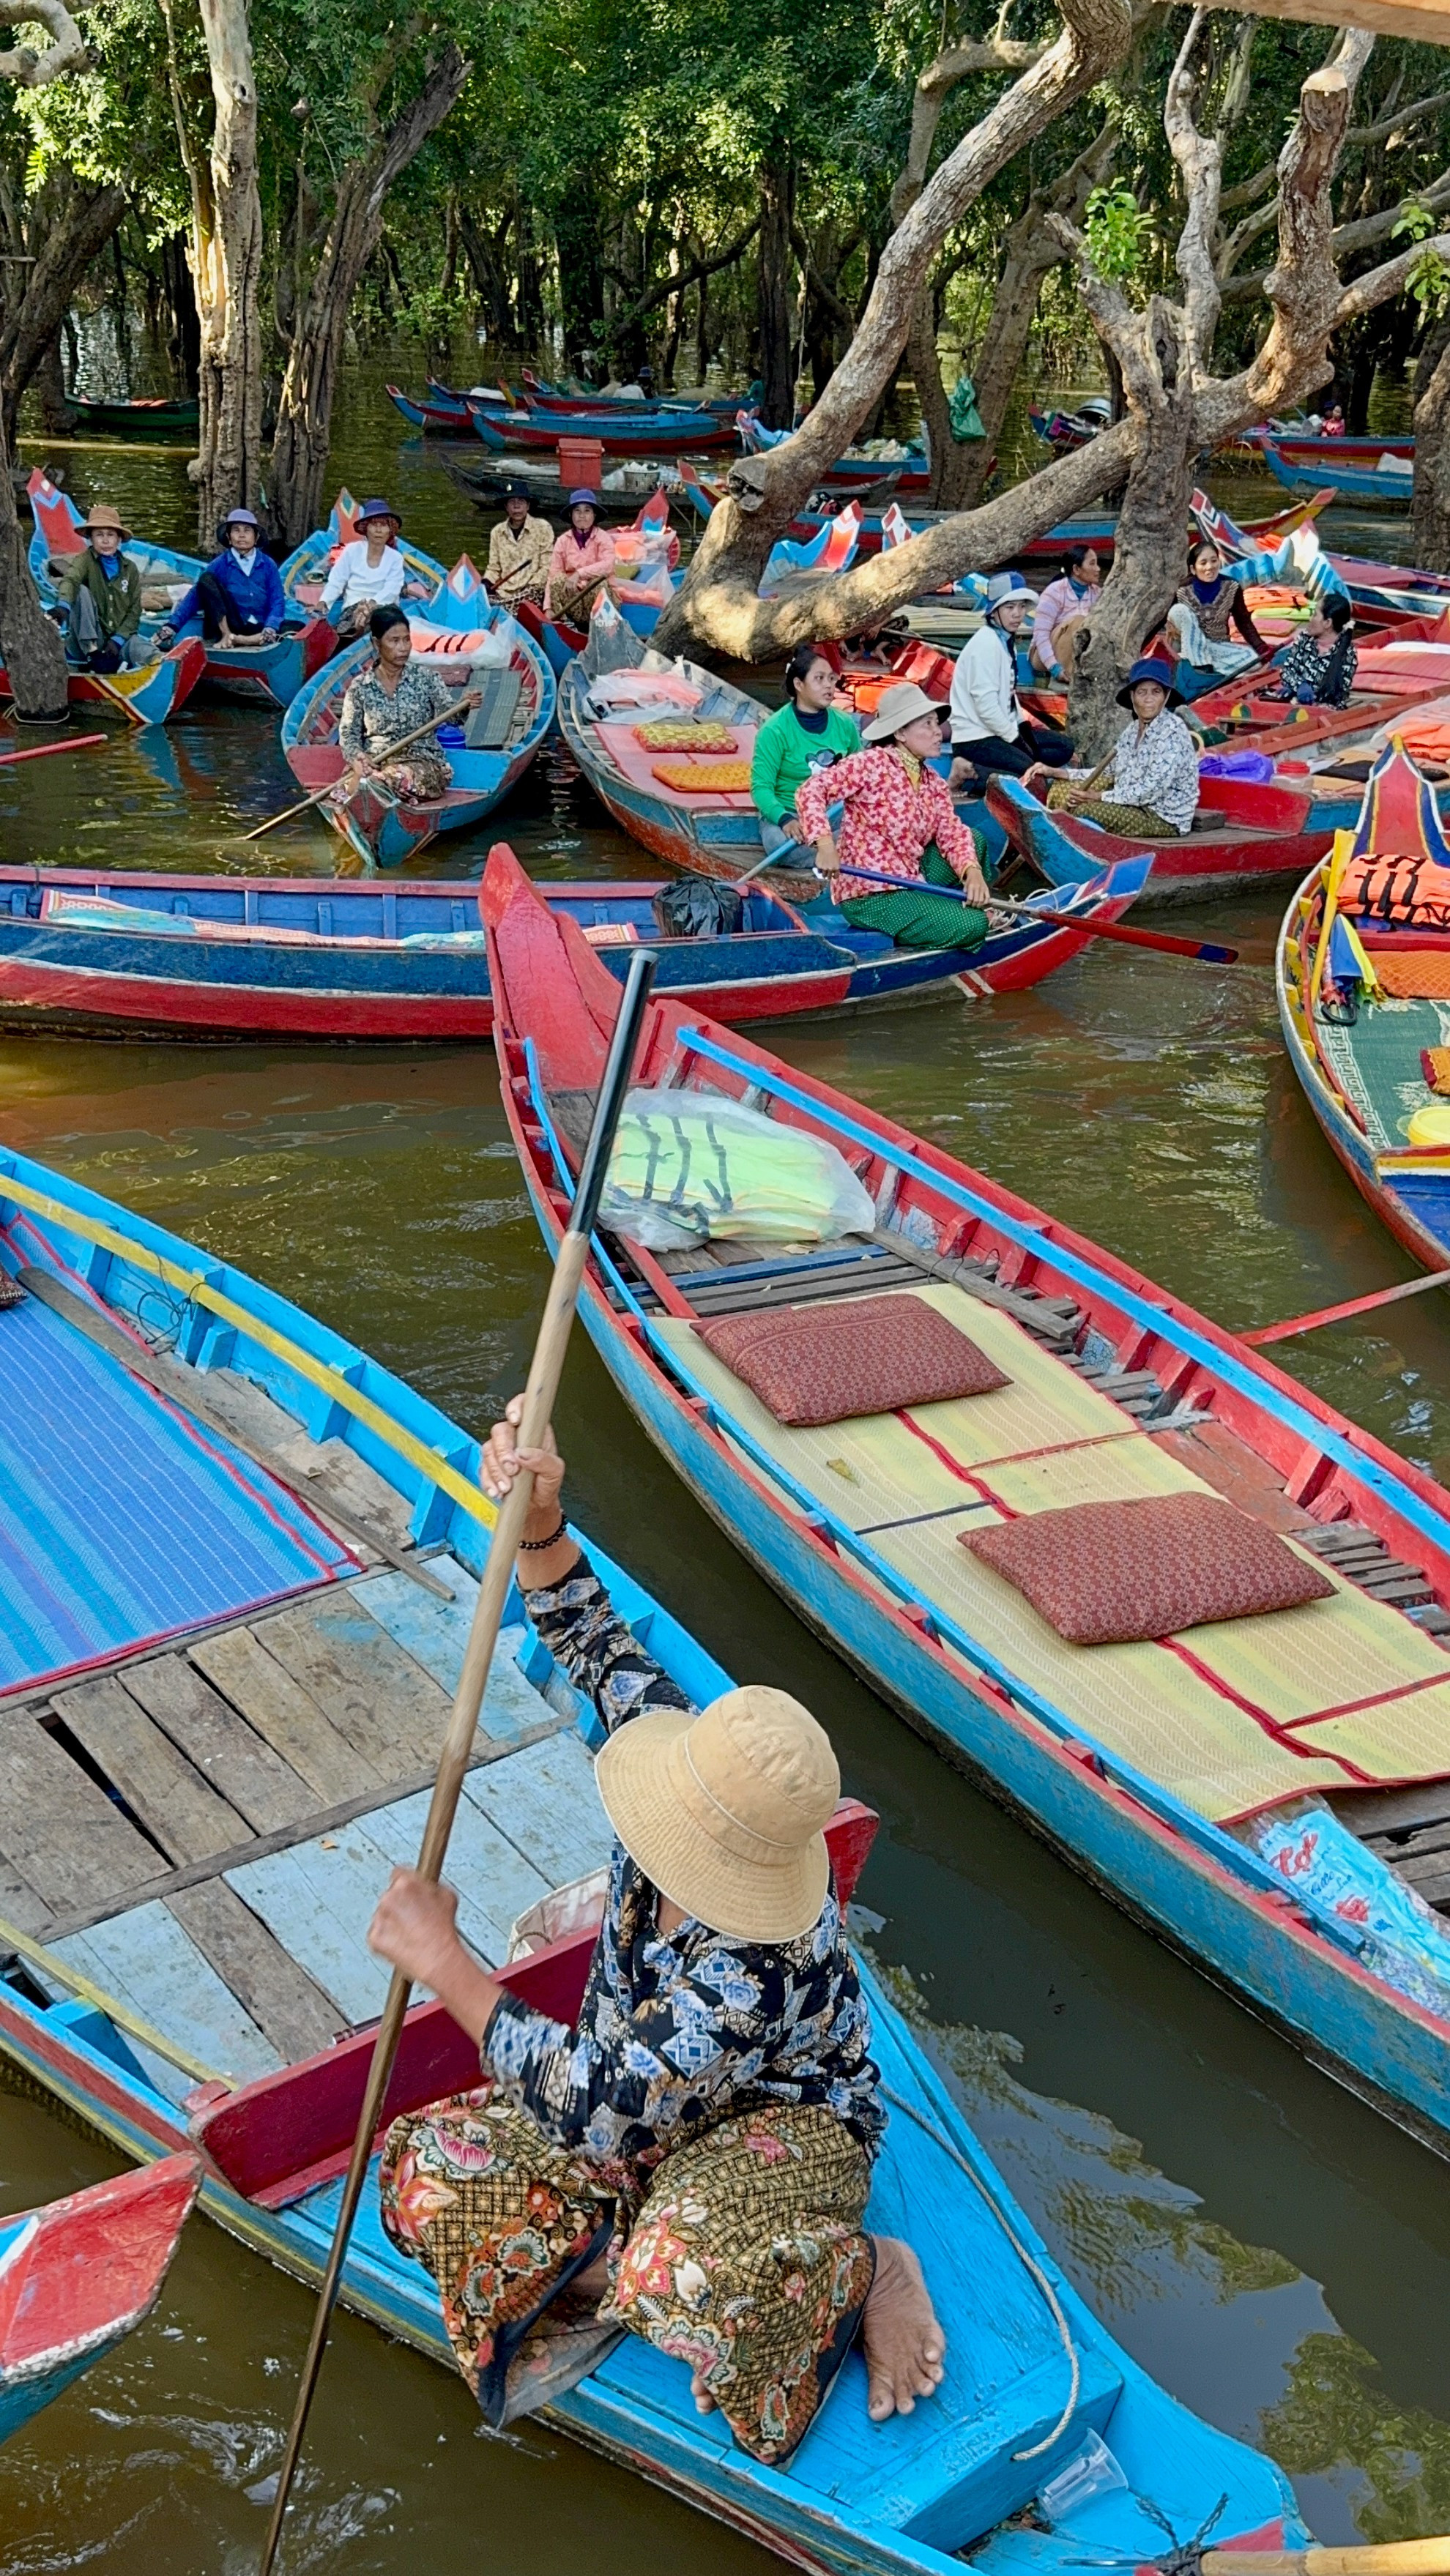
left=518, top=1517, right=568, bottom=1552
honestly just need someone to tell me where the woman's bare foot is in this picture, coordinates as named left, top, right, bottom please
left=863, top=2236, right=945, bottom=2422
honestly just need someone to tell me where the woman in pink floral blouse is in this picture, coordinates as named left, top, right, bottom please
left=794, top=680, right=992, bottom=950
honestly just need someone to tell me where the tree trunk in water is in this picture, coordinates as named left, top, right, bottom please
left=0, top=176, right=127, bottom=449
left=1069, top=303, right=1197, bottom=760
left=1413, top=330, right=1450, bottom=574
left=163, top=0, right=266, bottom=543
left=34, top=336, right=75, bottom=433
left=269, top=42, right=469, bottom=546
left=757, top=158, right=795, bottom=427
left=0, top=430, right=67, bottom=718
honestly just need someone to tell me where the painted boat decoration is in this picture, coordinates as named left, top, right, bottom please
left=64, top=392, right=199, bottom=439
left=472, top=403, right=737, bottom=457
left=487, top=856, right=1450, bottom=2164
left=386, top=383, right=472, bottom=431
left=0, top=1153, right=1310, bottom=2576
left=0, top=840, right=1135, bottom=1038
left=26, top=472, right=333, bottom=712
left=0, top=2155, right=199, bottom=2446
left=1263, top=438, right=1413, bottom=503
left=985, top=772, right=1335, bottom=906
left=276, top=491, right=449, bottom=617
left=280, top=559, right=555, bottom=867
left=1279, top=742, right=1450, bottom=1271
left=0, top=636, right=205, bottom=727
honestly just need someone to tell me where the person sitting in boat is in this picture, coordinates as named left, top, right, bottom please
left=321, top=499, right=432, bottom=641
left=1029, top=544, right=1101, bottom=680
left=546, top=489, right=617, bottom=624
left=335, top=606, right=473, bottom=810
left=53, top=505, right=159, bottom=673
left=1164, top=539, right=1274, bottom=680
left=946, top=573, right=1074, bottom=786
left=797, top=680, right=993, bottom=949
left=155, top=507, right=285, bottom=652
left=1036, top=655, right=1200, bottom=838
left=1271, top=595, right=1357, bottom=708
left=1322, top=402, right=1346, bottom=437
left=484, top=483, right=554, bottom=608
left=369, top=1400, right=946, bottom=2459
left=841, top=611, right=910, bottom=668
left=751, top=642, right=861, bottom=855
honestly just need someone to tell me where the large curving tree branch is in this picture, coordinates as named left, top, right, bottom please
left=0, top=0, right=84, bottom=84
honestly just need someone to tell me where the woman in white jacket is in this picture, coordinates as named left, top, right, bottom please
left=947, top=573, right=1075, bottom=788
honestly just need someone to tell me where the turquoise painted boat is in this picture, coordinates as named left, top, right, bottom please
left=486, top=854, right=1450, bottom=2167
left=0, top=1151, right=1307, bottom=2576
left=0, top=2157, right=198, bottom=2446
left=280, top=556, right=555, bottom=868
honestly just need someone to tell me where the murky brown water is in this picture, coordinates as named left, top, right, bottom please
left=4, top=363, right=1449, bottom=2576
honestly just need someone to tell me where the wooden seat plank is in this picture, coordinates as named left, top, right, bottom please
left=190, top=1625, right=377, bottom=1803
left=0, top=1716, right=160, bottom=1912
left=166, top=1880, right=344, bottom=2061
left=199, top=1373, right=416, bottom=1550
left=259, top=1596, right=453, bottom=1773
left=50, top=1901, right=279, bottom=2096
left=225, top=1826, right=399, bottom=2027
left=53, top=1672, right=247, bottom=1865
left=0, top=1855, right=53, bottom=1937
left=354, top=1577, right=550, bottom=1743
left=364, top=1784, right=553, bottom=1966
left=123, top=1653, right=315, bottom=1834
left=466, top=1730, right=605, bottom=1888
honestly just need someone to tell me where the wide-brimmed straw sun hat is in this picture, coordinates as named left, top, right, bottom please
left=595, top=1683, right=839, bottom=1940
left=80, top=503, right=130, bottom=540
left=1117, top=655, right=1182, bottom=710
left=861, top=679, right=950, bottom=745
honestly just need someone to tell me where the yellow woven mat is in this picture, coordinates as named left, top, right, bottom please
left=634, top=720, right=737, bottom=751
left=655, top=1282, right=1450, bottom=1820
left=650, top=756, right=754, bottom=793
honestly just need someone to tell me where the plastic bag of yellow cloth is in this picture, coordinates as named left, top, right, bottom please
left=601, top=1087, right=877, bottom=1251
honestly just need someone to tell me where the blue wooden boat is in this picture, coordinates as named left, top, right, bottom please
left=0, top=841, right=1138, bottom=1038
left=0, top=1152, right=1310, bottom=2573
left=26, top=470, right=333, bottom=712
left=472, top=401, right=737, bottom=457
left=1263, top=439, right=1412, bottom=504
left=1279, top=743, right=1450, bottom=1273
left=280, top=561, right=555, bottom=868
left=0, top=2156, right=198, bottom=2445
left=387, top=383, right=472, bottom=431
left=488, top=856, right=1450, bottom=2165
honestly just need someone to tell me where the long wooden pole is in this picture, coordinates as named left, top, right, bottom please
left=242, top=698, right=478, bottom=842
left=257, top=944, right=658, bottom=2576
left=1242, top=1264, right=1450, bottom=1345
left=836, top=866, right=1241, bottom=964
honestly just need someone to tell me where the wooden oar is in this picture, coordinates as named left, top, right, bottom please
left=0, top=732, right=105, bottom=766
left=238, top=696, right=479, bottom=844
left=1202, top=2545, right=1450, bottom=2576
left=1242, top=1265, right=1450, bottom=1345
left=257, top=943, right=659, bottom=2576
left=836, top=866, right=1241, bottom=964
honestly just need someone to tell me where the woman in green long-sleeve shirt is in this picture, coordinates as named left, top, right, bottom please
left=751, top=645, right=861, bottom=852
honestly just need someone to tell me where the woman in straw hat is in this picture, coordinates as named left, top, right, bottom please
left=53, top=504, right=159, bottom=672
left=794, top=680, right=992, bottom=949
left=369, top=1403, right=945, bottom=2457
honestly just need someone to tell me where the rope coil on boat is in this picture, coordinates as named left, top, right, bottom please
left=880, top=2081, right=1080, bottom=2460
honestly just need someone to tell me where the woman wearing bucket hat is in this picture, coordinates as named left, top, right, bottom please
left=546, top=488, right=616, bottom=622
left=1040, top=656, right=1200, bottom=838
left=794, top=680, right=992, bottom=950
left=53, top=505, right=159, bottom=672
left=368, top=1404, right=945, bottom=2457
left=946, top=571, right=1074, bottom=787
left=155, top=507, right=286, bottom=649
left=321, top=499, right=431, bottom=639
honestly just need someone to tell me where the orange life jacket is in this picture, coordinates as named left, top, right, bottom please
left=1341, top=852, right=1450, bottom=928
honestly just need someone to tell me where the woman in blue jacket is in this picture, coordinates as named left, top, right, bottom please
left=157, top=507, right=286, bottom=648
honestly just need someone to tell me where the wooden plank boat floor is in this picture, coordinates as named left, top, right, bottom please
left=1319, top=994, right=1449, bottom=1150
left=653, top=1287, right=1450, bottom=1823
left=0, top=1296, right=355, bottom=1697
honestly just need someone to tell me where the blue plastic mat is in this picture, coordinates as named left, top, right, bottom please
left=0, top=1294, right=354, bottom=1694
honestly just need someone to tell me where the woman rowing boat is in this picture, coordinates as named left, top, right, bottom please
left=797, top=679, right=992, bottom=949
left=335, top=606, right=466, bottom=811
left=368, top=1399, right=945, bottom=2460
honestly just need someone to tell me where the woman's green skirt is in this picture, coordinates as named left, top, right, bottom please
left=837, top=841, right=986, bottom=951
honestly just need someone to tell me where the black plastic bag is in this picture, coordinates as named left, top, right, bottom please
left=651, top=878, right=745, bottom=940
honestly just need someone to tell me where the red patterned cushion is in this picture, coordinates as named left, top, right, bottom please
left=959, top=1491, right=1334, bottom=1644
left=692, top=1293, right=1009, bottom=1428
